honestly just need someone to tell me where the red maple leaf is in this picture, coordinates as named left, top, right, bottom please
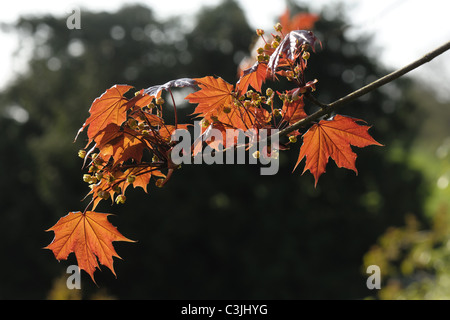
left=45, top=211, right=135, bottom=282
left=236, top=62, right=268, bottom=95
left=295, top=115, right=382, bottom=186
left=76, top=85, right=134, bottom=143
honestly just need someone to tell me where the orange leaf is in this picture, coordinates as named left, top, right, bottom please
left=236, top=62, right=268, bottom=95
left=186, top=76, right=265, bottom=130
left=45, top=211, right=135, bottom=282
left=186, top=76, right=234, bottom=118
left=96, top=124, right=145, bottom=165
left=121, top=167, right=166, bottom=194
left=281, top=95, right=307, bottom=125
left=77, top=85, right=134, bottom=143
left=295, top=115, right=382, bottom=186
left=279, top=9, right=319, bottom=32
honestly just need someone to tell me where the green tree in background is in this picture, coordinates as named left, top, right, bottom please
left=0, top=0, right=439, bottom=299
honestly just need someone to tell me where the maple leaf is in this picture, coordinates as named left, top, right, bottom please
left=236, top=62, right=268, bottom=95
left=281, top=92, right=307, bottom=125
left=186, top=76, right=267, bottom=130
left=96, top=123, right=146, bottom=165
left=186, top=76, right=234, bottom=118
left=279, top=9, right=319, bottom=32
left=121, top=167, right=166, bottom=194
left=76, top=85, right=134, bottom=143
left=45, top=211, right=135, bottom=282
left=295, top=115, right=383, bottom=186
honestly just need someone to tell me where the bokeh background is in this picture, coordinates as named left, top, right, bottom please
left=1, top=0, right=450, bottom=299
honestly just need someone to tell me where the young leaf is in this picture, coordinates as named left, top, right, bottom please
left=76, top=85, right=134, bottom=143
left=279, top=9, right=319, bottom=32
left=186, top=76, right=234, bottom=118
left=267, top=30, right=318, bottom=76
left=45, top=211, right=135, bottom=282
left=294, top=115, right=382, bottom=186
left=236, top=62, right=268, bottom=95
left=281, top=93, right=307, bottom=125
left=121, top=167, right=166, bottom=194
left=96, top=124, right=146, bottom=165
left=143, top=78, right=197, bottom=97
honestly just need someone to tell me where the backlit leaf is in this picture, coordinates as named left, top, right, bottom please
left=295, top=115, right=382, bottom=186
left=45, top=211, right=135, bottom=282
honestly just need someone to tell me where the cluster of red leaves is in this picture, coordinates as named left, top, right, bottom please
left=46, top=10, right=381, bottom=282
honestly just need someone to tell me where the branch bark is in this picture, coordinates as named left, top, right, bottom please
left=274, top=40, right=450, bottom=140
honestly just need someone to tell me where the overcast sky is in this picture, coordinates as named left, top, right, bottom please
left=0, top=0, right=449, bottom=99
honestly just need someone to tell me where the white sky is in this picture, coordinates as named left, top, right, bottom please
left=0, top=0, right=449, bottom=99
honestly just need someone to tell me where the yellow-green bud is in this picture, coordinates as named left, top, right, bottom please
left=223, top=106, right=232, bottom=114
left=155, top=179, right=165, bottom=188
left=273, top=109, right=282, bottom=117
left=116, top=195, right=126, bottom=204
left=127, top=175, right=136, bottom=184
left=78, top=150, right=86, bottom=159
left=274, top=23, right=282, bottom=32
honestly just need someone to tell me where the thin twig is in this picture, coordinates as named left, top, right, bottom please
left=273, top=40, right=450, bottom=139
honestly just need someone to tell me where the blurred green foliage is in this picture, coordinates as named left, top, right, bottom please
left=0, top=0, right=447, bottom=299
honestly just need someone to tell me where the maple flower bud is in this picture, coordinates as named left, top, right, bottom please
left=106, top=174, right=115, bottom=184
left=96, top=172, right=104, bottom=181
left=98, top=189, right=110, bottom=200
left=156, top=97, right=165, bottom=105
left=127, top=118, right=138, bottom=129
left=257, top=47, right=264, bottom=55
left=83, top=174, right=92, bottom=183
left=273, top=109, right=282, bottom=117
left=138, top=122, right=146, bottom=130
left=89, top=176, right=98, bottom=184
left=116, top=194, right=126, bottom=204
left=289, top=135, right=298, bottom=143
left=201, top=119, right=210, bottom=128
left=274, top=22, right=282, bottom=32
left=127, top=175, right=136, bottom=184
left=271, top=40, right=280, bottom=49
left=266, top=88, right=274, bottom=97
left=256, top=29, right=265, bottom=36
left=78, top=149, right=86, bottom=159
left=155, top=179, right=165, bottom=188
left=302, top=51, right=310, bottom=60
left=243, top=101, right=251, bottom=108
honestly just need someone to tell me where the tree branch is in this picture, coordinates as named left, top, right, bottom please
left=274, top=40, right=450, bottom=139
